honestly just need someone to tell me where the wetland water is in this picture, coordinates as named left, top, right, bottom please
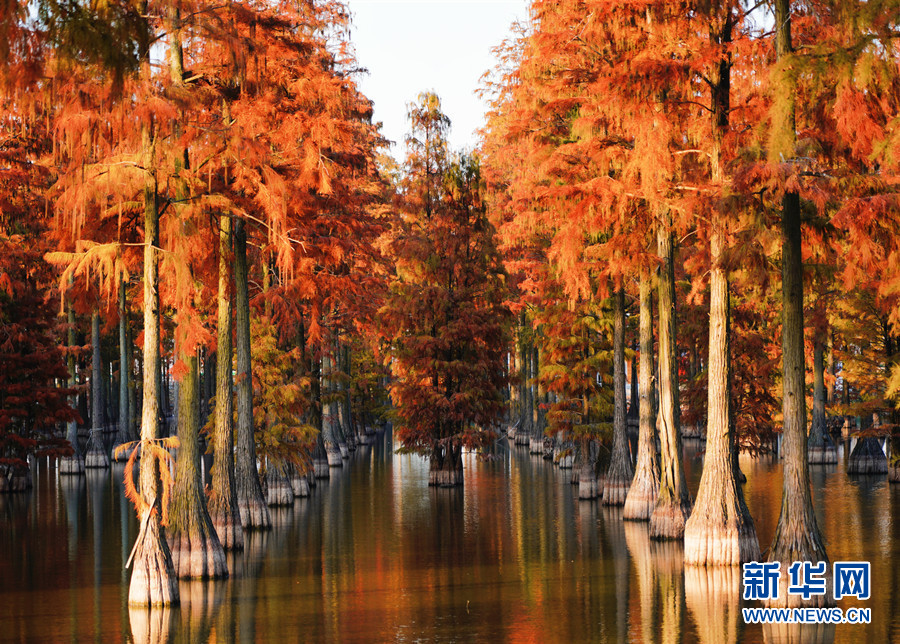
left=1, top=432, right=898, bottom=643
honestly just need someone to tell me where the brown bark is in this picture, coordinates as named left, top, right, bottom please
left=624, top=270, right=660, bottom=520
left=766, top=0, right=831, bottom=608
left=208, top=214, right=244, bottom=549
left=683, top=229, right=759, bottom=565
left=234, top=219, right=270, bottom=529
left=128, top=122, right=178, bottom=605
left=85, top=308, right=110, bottom=468
left=650, top=213, right=692, bottom=539
left=604, top=287, right=634, bottom=505
left=167, top=351, right=228, bottom=578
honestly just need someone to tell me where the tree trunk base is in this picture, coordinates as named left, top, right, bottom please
left=515, top=432, right=529, bottom=446
left=507, top=426, right=517, bottom=442
left=683, top=518, right=760, bottom=566
left=602, top=475, right=631, bottom=506
left=129, top=518, right=180, bottom=606
left=290, top=470, right=311, bottom=497
left=208, top=500, right=244, bottom=551
left=358, top=432, right=374, bottom=445
left=339, top=442, right=350, bottom=459
left=58, top=455, right=85, bottom=475
left=313, top=458, right=330, bottom=478
left=168, top=530, right=228, bottom=579
left=847, top=437, right=887, bottom=475
left=557, top=454, right=574, bottom=469
left=650, top=498, right=692, bottom=540
left=623, top=475, right=658, bottom=521
left=542, top=438, right=554, bottom=459
left=889, top=466, right=900, bottom=483
left=0, top=464, right=32, bottom=493
left=682, top=424, right=704, bottom=439
left=326, top=447, right=343, bottom=467
left=529, top=437, right=543, bottom=454
left=85, top=448, right=111, bottom=469
left=578, top=467, right=600, bottom=499
left=808, top=445, right=838, bottom=464
left=266, top=469, right=294, bottom=506
left=429, top=468, right=464, bottom=487
left=347, top=435, right=358, bottom=451
left=238, top=497, right=271, bottom=530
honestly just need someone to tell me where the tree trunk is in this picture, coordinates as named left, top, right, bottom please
left=128, top=122, right=178, bottom=606
left=115, top=278, right=137, bottom=451
left=517, top=335, right=533, bottom=445
left=321, top=352, right=343, bottom=466
left=624, top=270, right=659, bottom=520
left=683, top=228, right=759, bottom=565
left=683, top=31, right=759, bottom=564
left=208, top=214, right=244, bottom=549
left=234, top=219, right=270, bottom=530
left=60, top=294, right=84, bottom=475
left=429, top=442, right=463, bottom=487
left=766, top=0, right=831, bottom=608
left=167, top=350, right=228, bottom=578
left=808, top=326, right=836, bottom=464
left=577, top=438, right=600, bottom=499
left=85, top=308, right=110, bottom=468
left=604, top=287, right=634, bottom=505
left=650, top=214, right=692, bottom=539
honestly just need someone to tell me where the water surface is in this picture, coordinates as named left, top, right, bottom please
left=1, top=433, right=898, bottom=643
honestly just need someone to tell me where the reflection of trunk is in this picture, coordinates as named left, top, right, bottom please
left=650, top=214, right=691, bottom=539
left=85, top=309, right=110, bottom=468
left=207, top=214, right=243, bottom=550
left=684, top=566, right=741, bottom=644
left=128, top=119, right=178, bottom=605
left=128, top=607, right=176, bottom=644
left=625, top=271, right=659, bottom=519
left=60, top=293, right=84, bottom=474
left=167, top=350, right=228, bottom=578
left=428, top=442, right=463, bottom=487
left=604, top=288, right=634, bottom=505
left=653, top=540, right=685, bottom=644
left=234, top=220, right=270, bottom=529
left=623, top=521, right=659, bottom=644
left=766, top=0, right=830, bottom=609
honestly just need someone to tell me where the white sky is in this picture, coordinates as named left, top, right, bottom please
left=346, top=0, right=530, bottom=159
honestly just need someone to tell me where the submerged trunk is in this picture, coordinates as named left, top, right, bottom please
left=168, top=351, right=228, bottom=578
left=766, top=0, right=831, bottom=607
left=684, top=227, right=759, bottom=565
left=577, top=439, right=600, bottom=499
left=207, top=214, right=244, bottom=550
left=604, top=287, right=634, bottom=505
left=60, top=295, right=84, bottom=475
left=234, top=220, right=270, bottom=530
left=428, top=442, right=463, bottom=487
left=808, top=327, right=836, bottom=464
left=624, top=271, right=660, bottom=520
left=650, top=215, right=692, bottom=539
left=128, top=123, right=178, bottom=605
left=85, top=309, right=110, bottom=468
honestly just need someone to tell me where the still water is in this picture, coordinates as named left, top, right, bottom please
left=1, top=432, right=899, bottom=643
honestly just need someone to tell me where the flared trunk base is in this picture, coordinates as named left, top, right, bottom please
left=168, top=532, right=228, bottom=579
left=650, top=498, right=692, bottom=540
left=58, top=456, right=85, bottom=475
left=266, top=469, right=294, bottom=506
left=313, top=458, right=330, bottom=478
left=623, top=473, right=659, bottom=521
left=808, top=445, right=838, bottom=464
left=683, top=519, right=760, bottom=566
left=847, top=437, right=887, bottom=474
left=85, top=448, right=111, bottom=469
left=238, top=497, right=272, bottom=530
left=129, top=519, right=179, bottom=606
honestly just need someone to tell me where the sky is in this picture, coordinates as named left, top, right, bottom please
left=345, top=0, right=530, bottom=159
